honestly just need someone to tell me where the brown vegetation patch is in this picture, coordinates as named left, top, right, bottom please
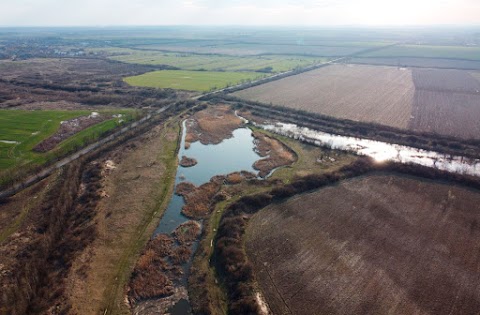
left=247, top=174, right=480, bottom=315
left=128, top=234, right=178, bottom=303
left=233, top=64, right=415, bottom=129
left=252, top=131, right=296, bottom=177
left=128, top=223, right=200, bottom=308
left=225, top=171, right=256, bottom=185
left=33, top=113, right=107, bottom=152
left=184, top=104, right=243, bottom=148
left=173, top=220, right=202, bottom=245
left=409, top=68, right=480, bottom=139
left=179, top=155, right=197, bottom=168
left=0, top=58, right=183, bottom=109
left=181, top=177, right=224, bottom=219
left=175, top=181, right=196, bottom=196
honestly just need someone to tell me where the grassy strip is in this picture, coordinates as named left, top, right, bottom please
left=100, top=118, right=181, bottom=315
left=124, top=70, right=265, bottom=92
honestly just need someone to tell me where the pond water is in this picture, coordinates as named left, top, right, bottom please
left=154, top=120, right=261, bottom=235
left=256, top=121, right=480, bottom=177
left=151, top=120, right=261, bottom=314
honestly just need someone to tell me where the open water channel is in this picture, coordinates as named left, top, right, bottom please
left=153, top=120, right=261, bottom=314
left=151, top=117, right=480, bottom=314
left=256, top=121, right=480, bottom=177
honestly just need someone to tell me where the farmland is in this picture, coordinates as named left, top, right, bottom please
left=360, top=44, right=480, bottom=61
left=124, top=70, right=264, bottom=91
left=103, top=49, right=327, bottom=72
left=234, top=63, right=480, bottom=140
left=234, top=64, right=415, bottom=129
left=3, top=26, right=480, bottom=315
left=0, top=109, right=135, bottom=171
left=350, top=57, right=480, bottom=70
left=246, top=174, right=480, bottom=315
left=133, top=43, right=375, bottom=57
left=409, top=68, right=480, bottom=139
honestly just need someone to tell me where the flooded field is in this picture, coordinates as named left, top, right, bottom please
left=256, top=121, right=480, bottom=177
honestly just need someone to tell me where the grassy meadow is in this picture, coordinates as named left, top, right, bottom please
left=108, top=50, right=327, bottom=72
left=124, top=70, right=265, bottom=91
left=0, top=109, right=136, bottom=172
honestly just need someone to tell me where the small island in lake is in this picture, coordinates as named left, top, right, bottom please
left=180, top=156, right=198, bottom=168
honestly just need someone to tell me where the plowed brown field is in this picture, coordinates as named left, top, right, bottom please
left=246, top=175, right=480, bottom=315
left=233, top=64, right=415, bottom=129
left=409, top=69, right=480, bottom=139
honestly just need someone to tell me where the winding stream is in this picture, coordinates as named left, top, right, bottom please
left=152, top=120, right=262, bottom=314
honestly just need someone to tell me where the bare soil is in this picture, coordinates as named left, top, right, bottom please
left=409, top=68, right=480, bottom=139
left=234, top=64, right=415, bottom=129
left=246, top=174, right=480, bottom=315
left=350, top=57, right=480, bottom=70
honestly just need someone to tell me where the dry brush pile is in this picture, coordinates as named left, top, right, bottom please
left=127, top=221, right=201, bottom=305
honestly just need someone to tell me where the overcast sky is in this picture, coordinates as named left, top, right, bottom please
left=1, top=0, right=479, bottom=27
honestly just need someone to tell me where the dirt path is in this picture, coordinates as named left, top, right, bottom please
left=65, top=118, right=181, bottom=315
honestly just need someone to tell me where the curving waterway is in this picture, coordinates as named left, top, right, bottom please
left=151, top=116, right=480, bottom=314
left=154, top=120, right=261, bottom=235
left=152, top=120, right=262, bottom=314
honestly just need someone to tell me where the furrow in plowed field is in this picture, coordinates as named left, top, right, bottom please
left=246, top=175, right=480, bottom=315
left=233, top=64, right=415, bottom=129
left=409, top=69, right=480, bottom=139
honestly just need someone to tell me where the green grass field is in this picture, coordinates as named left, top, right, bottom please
left=108, top=50, right=326, bottom=72
left=0, top=109, right=136, bottom=172
left=361, top=44, right=480, bottom=61
left=124, top=70, right=265, bottom=91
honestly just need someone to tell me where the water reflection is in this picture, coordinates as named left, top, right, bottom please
left=257, top=122, right=480, bottom=177
left=154, top=120, right=260, bottom=235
